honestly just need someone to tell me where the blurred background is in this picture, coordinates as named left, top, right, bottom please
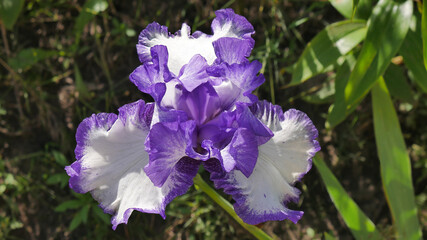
left=0, top=0, right=426, bottom=239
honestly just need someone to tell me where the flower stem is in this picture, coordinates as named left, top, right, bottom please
left=193, top=174, right=273, bottom=240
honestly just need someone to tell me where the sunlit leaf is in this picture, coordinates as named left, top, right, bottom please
left=314, top=157, right=382, bottom=240
left=372, top=78, right=422, bottom=240
left=289, top=20, right=367, bottom=86
left=0, top=0, right=24, bottom=29
left=326, top=55, right=355, bottom=128
left=329, top=0, right=353, bottom=19
left=344, top=0, right=413, bottom=115
left=302, top=81, right=335, bottom=104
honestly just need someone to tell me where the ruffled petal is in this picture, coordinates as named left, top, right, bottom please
left=136, top=9, right=255, bottom=75
left=129, top=45, right=172, bottom=103
left=144, top=120, right=206, bottom=187
left=66, top=100, right=198, bottom=229
left=207, top=61, right=265, bottom=110
left=178, top=54, right=211, bottom=92
left=213, top=37, right=252, bottom=64
left=176, top=83, right=222, bottom=125
left=204, top=100, right=319, bottom=225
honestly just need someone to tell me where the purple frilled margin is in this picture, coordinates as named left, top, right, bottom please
left=66, top=9, right=320, bottom=230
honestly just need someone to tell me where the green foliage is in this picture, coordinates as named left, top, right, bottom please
left=422, top=1, right=427, bottom=70
left=372, top=79, right=422, bottom=239
left=288, top=20, right=367, bottom=86
left=314, top=157, right=382, bottom=240
left=0, top=0, right=24, bottom=29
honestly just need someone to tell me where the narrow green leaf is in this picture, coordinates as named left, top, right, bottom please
left=329, top=0, right=353, bottom=19
left=314, top=157, right=382, bottom=240
left=52, top=150, right=68, bottom=166
left=69, top=205, right=90, bottom=231
left=344, top=0, right=413, bottom=113
left=0, top=0, right=24, bottom=29
left=8, top=48, right=58, bottom=71
left=422, top=0, right=427, bottom=70
left=372, top=78, right=422, bottom=240
left=302, top=81, right=335, bottom=104
left=289, top=20, right=367, bottom=86
left=326, top=55, right=355, bottom=128
left=74, top=64, right=90, bottom=99
left=400, top=24, right=427, bottom=93
left=383, top=63, right=413, bottom=103
left=55, top=200, right=84, bottom=212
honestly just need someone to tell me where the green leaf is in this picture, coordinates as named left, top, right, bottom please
left=326, top=55, right=356, bottom=128
left=329, top=0, right=353, bottom=19
left=302, top=81, right=335, bottom=104
left=74, top=0, right=109, bottom=44
left=314, top=157, right=382, bottom=240
left=69, top=205, right=90, bottom=231
left=55, top=200, right=84, bottom=212
left=344, top=0, right=413, bottom=115
left=74, top=64, right=90, bottom=99
left=383, top=63, right=413, bottom=103
left=400, top=23, right=427, bottom=93
left=422, top=0, right=427, bottom=70
left=46, top=173, right=69, bottom=188
left=92, top=206, right=110, bottom=224
left=0, top=0, right=24, bottom=30
left=372, top=78, right=422, bottom=240
left=8, top=48, right=58, bottom=71
left=52, top=150, right=68, bottom=166
left=289, top=20, right=367, bottom=86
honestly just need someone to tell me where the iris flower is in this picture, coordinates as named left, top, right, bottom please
left=66, top=9, right=320, bottom=230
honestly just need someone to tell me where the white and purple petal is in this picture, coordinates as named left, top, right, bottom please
left=136, top=9, right=255, bottom=74
left=144, top=120, right=206, bottom=187
left=129, top=45, right=172, bottom=103
left=66, top=100, right=199, bottom=229
left=205, top=100, right=320, bottom=225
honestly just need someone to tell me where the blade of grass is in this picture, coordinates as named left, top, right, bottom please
left=383, top=63, right=413, bottom=103
left=372, top=78, right=422, bottom=240
left=193, top=174, right=273, bottom=240
left=289, top=20, right=367, bottom=86
left=344, top=0, right=413, bottom=112
left=314, top=156, right=382, bottom=240
left=422, top=0, right=427, bottom=70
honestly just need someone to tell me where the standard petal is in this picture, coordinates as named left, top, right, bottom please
left=66, top=100, right=198, bottom=229
left=129, top=45, right=172, bottom=103
left=144, top=120, right=206, bottom=187
left=213, top=37, right=252, bottom=64
left=205, top=101, right=320, bottom=225
left=207, top=61, right=265, bottom=110
left=178, top=54, right=211, bottom=92
left=176, top=83, right=222, bottom=125
left=136, top=9, right=255, bottom=75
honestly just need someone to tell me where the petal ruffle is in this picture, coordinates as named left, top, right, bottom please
left=129, top=45, right=172, bottom=103
left=136, top=9, right=255, bottom=74
left=144, top=120, right=206, bottom=187
left=66, top=100, right=198, bottom=229
left=204, top=100, right=320, bottom=225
